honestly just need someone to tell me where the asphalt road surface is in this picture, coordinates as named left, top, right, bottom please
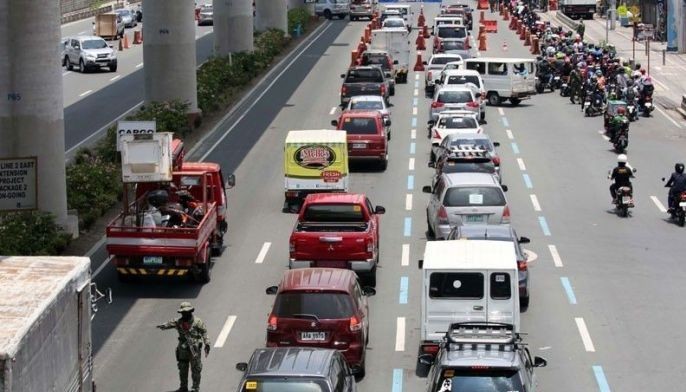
left=87, top=3, right=686, bottom=391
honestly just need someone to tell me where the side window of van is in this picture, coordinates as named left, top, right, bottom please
left=429, top=272, right=484, bottom=299
left=487, top=62, right=507, bottom=75
left=512, top=62, right=529, bottom=76
left=466, top=61, right=485, bottom=75
left=490, top=273, right=511, bottom=300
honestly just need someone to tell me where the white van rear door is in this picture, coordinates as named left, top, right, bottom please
left=511, top=61, right=535, bottom=94
left=424, top=271, right=488, bottom=342
left=486, top=270, right=517, bottom=326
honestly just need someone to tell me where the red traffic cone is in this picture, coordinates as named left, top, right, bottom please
left=413, top=52, right=425, bottom=71
left=416, top=33, right=426, bottom=50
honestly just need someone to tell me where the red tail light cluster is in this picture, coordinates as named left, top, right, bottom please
left=433, top=129, right=442, bottom=140
left=466, top=101, right=479, bottom=108
left=341, top=85, right=348, bottom=95
left=421, top=343, right=440, bottom=354
left=502, top=205, right=511, bottom=223
left=267, top=314, right=278, bottom=331
left=349, top=316, right=362, bottom=332
left=438, top=206, right=449, bottom=225
left=431, top=101, right=445, bottom=109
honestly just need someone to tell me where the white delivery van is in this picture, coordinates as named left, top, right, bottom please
left=370, top=28, right=411, bottom=83
left=463, top=57, right=537, bottom=106
left=418, top=240, right=520, bottom=355
left=383, top=4, right=412, bottom=27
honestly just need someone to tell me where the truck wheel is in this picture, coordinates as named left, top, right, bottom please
left=79, top=59, right=87, bottom=73
left=324, top=9, right=332, bottom=19
left=363, top=267, right=377, bottom=287
left=487, top=92, right=500, bottom=106
left=212, top=233, right=224, bottom=256
left=196, top=252, right=212, bottom=283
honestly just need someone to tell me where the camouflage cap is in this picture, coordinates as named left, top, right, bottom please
left=177, top=301, right=194, bottom=313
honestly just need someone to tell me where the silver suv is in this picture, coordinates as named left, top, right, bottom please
left=419, top=323, right=547, bottom=391
left=315, top=0, right=350, bottom=20
left=63, top=36, right=117, bottom=73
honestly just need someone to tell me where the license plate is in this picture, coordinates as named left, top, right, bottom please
left=300, top=332, right=326, bottom=341
left=465, top=215, right=485, bottom=223
left=352, top=143, right=367, bottom=149
left=143, top=256, right=163, bottom=265
left=679, top=202, right=686, bottom=207
left=622, top=196, right=631, bottom=204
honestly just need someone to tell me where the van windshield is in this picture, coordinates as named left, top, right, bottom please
left=432, top=369, right=524, bottom=392
left=273, top=292, right=354, bottom=319
left=438, top=26, right=467, bottom=39
left=241, top=379, right=328, bottom=392
left=443, top=187, right=505, bottom=207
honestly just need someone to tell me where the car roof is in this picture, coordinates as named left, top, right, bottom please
left=304, top=192, right=366, bottom=205
left=278, top=268, right=357, bottom=293
left=423, top=240, right=517, bottom=270
left=340, top=110, right=382, bottom=118
left=447, top=69, right=480, bottom=76
left=455, top=224, right=515, bottom=240
left=73, top=35, right=105, bottom=41
left=246, top=347, right=336, bottom=378
left=443, top=172, right=499, bottom=186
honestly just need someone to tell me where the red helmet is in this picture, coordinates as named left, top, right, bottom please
left=640, top=68, right=646, bottom=75
left=617, top=107, right=626, bottom=115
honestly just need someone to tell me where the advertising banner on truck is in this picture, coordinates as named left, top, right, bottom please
left=284, top=130, right=349, bottom=192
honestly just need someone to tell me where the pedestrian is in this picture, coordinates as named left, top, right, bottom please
left=632, top=20, right=638, bottom=41
left=576, top=19, right=585, bottom=41
left=157, top=302, right=210, bottom=392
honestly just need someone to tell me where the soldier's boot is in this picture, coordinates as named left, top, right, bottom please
left=178, top=360, right=190, bottom=392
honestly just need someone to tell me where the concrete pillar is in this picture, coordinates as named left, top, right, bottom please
left=0, top=0, right=72, bottom=231
left=143, top=0, right=198, bottom=114
left=255, top=0, right=288, bottom=33
left=287, top=0, right=304, bottom=11
left=214, top=0, right=254, bottom=55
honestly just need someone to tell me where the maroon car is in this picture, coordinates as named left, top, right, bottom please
left=265, top=268, right=376, bottom=376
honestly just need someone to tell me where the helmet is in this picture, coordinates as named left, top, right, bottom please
left=556, top=52, right=564, bottom=59
left=177, top=301, right=195, bottom=313
left=595, top=69, right=603, bottom=76
left=617, top=107, right=626, bottom=115
left=632, top=71, right=641, bottom=78
left=617, top=154, right=628, bottom=164
left=643, top=76, right=653, bottom=85
left=640, top=68, right=646, bottom=75
left=676, top=163, right=685, bottom=174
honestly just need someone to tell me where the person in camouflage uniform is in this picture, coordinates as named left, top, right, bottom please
left=157, top=302, right=210, bottom=392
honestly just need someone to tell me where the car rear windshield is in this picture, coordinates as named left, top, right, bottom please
left=303, top=203, right=366, bottom=222
left=443, top=186, right=505, bottom=207
left=340, top=117, right=379, bottom=135
left=441, top=160, right=495, bottom=175
left=439, top=117, right=477, bottom=129
left=433, top=369, right=524, bottom=392
left=447, top=138, right=493, bottom=151
left=362, top=54, right=390, bottom=69
left=273, top=292, right=355, bottom=319
left=447, top=75, right=481, bottom=88
left=431, top=56, right=463, bottom=66
left=437, top=90, right=473, bottom=103
left=438, top=26, right=467, bottom=39
left=241, top=379, right=327, bottom=392
left=442, top=40, right=466, bottom=50
left=345, top=69, right=383, bottom=83
left=82, top=39, right=107, bottom=49
left=350, top=100, right=384, bottom=111
left=429, top=272, right=483, bottom=299
left=384, top=19, right=405, bottom=28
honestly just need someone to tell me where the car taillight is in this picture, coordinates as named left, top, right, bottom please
left=341, top=85, right=348, bottom=95
left=466, top=101, right=479, bottom=108
left=438, top=206, right=449, bottom=225
left=380, top=84, right=386, bottom=95
left=366, top=239, right=374, bottom=254
left=421, top=343, right=440, bottom=354
left=502, top=205, right=511, bottom=223
left=517, top=259, right=528, bottom=271
left=350, top=316, right=363, bottom=332
left=491, top=155, right=501, bottom=166
left=267, top=314, right=278, bottom=331
left=431, top=101, right=444, bottom=109
left=433, top=129, right=441, bottom=140
left=289, top=240, right=295, bottom=253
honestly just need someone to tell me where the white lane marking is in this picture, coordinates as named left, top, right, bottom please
left=530, top=194, right=542, bottom=211
left=415, top=73, right=419, bottom=80
left=412, top=107, right=418, bottom=115
left=254, top=242, right=272, bottom=264
left=203, top=30, right=212, bottom=36
left=414, top=88, right=419, bottom=96
left=79, top=90, right=93, bottom=97
left=62, top=71, right=72, bottom=76
left=401, top=244, right=410, bottom=266
left=214, top=315, right=237, bottom=348
left=395, top=317, right=406, bottom=351
left=110, top=75, right=121, bottom=82
left=329, top=106, right=337, bottom=115
left=656, top=106, right=682, bottom=129
left=498, top=107, right=504, bottom=116
left=135, top=62, right=144, bottom=68
left=516, top=158, right=526, bottom=171
left=548, top=244, right=563, bottom=267
left=597, top=130, right=610, bottom=141
left=199, top=22, right=333, bottom=161
left=575, top=317, right=596, bottom=352
left=93, top=255, right=113, bottom=278
left=77, top=30, right=87, bottom=35
left=505, top=129, right=514, bottom=139
left=405, top=194, right=413, bottom=211
left=651, top=196, right=667, bottom=213
left=408, top=157, right=415, bottom=171
left=411, top=129, right=416, bottom=139
left=85, top=237, right=106, bottom=258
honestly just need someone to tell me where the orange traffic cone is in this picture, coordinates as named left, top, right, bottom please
left=358, top=38, right=367, bottom=54
left=351, top=50, right=359, bottom=67
left=416, top=33, right=426, bottom=50
left=524, top=29, right=531, bottom=46
left=418, top=6, right=425, bottom=27
left=123, top=33, right=131, bottom=49
left=503, top=7, right=509, bottom=21
left=413, top=52, right=425, bottom=71
left=480, top=11, right=485, bottom=22
left=478, top=33, right=487, bottom=51
left=531, top=37, right=540, bottom=54
left=364, top=27, right=371, bottom=44
left=133, top=30, right=143, bottom=44
left=423, top=24, right=430, bottom=39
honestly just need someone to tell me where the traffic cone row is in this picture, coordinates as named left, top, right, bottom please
left=531, top=36, right=540, bottom=54
left=509, top=16, right=517, bottom=30
left=422, top=24, right=430, bottom=39
left=416, top=31, right=426, bottom=50
left=133, top=30, right=143, bottom=44
left=413, top=52, right=425, bottom=71
left=351, top=50, right=359, bottom=67
left=418, top=6, right=425, bottom=27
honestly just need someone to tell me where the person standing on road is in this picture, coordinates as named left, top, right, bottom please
left=569, top=64, right=583, bottom=104
left=576, top=19, right=585, bottom=40
left=157, top=302, right=211, bottom=392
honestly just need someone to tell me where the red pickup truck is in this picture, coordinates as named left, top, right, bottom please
left=289, top=193, right=385, bottom=286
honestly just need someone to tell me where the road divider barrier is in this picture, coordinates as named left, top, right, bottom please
left=422, top=24, right=430, bottom=39
left=524, top=28, right=531, bottom=46
left=483, top=19, right=497, bottom=33
left=531, top=36, right=540, bottom=54
left=351, top=50, right=359, bottom=67
left=519, top=25, right=526, bottom=40
left=413, top=52, right=425, bottom=71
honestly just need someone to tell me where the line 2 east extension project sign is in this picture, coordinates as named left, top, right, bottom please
left=0, top=157, right=37, bottom=211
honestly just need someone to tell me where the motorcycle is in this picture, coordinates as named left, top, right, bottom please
left=585, top=91, right=605, bottom=117
left=640, top=94, right=654, bottom=117
left=662, top=178, right=686, bottom=226
left=612, top=119, right=630, bottom=153
left=559, top=77, right=571, bottom=97
left=626, top=99, right=638, bottom=122
left=552, top=75, right=563, bottom=90
left=535, top=73, right=554, bottom=93
left=614, top=186, right=635, bottom=217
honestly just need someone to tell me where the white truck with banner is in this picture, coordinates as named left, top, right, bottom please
left=370, top=28, right=411, bottom=83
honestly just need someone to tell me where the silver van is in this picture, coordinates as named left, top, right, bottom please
left=315, top=0, right=350, bottom=19
left=464, top=57, right=537, bottom=106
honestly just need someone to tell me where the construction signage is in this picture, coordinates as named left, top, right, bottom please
left=0, top=157, right=37, bottom=211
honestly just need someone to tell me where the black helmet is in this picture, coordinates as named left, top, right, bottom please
left=676, top=163, right=685, bottom=174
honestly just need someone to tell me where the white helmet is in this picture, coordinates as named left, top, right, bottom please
left=617, top=154, right=628, bottom=163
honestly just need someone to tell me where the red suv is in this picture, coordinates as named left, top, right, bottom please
left=265, top=268, right=376, bottom=376
left=331, top=110, right=390, bottom=170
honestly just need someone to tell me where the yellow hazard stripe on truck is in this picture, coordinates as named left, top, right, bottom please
left=117, top=268, right=188, bottom=276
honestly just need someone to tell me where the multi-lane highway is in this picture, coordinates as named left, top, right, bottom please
left=82, top=3, right=686, bottom=391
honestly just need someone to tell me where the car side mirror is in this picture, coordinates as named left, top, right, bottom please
left=418, top=259, right=424, bottom=269
left=422, top=186, right=432, bottom=193
left=393, top=60, right=399, bottom=65
left=109, top=44, right=113, bottom=49
left=225, top=174, right=236, bottom=189
left=265, top=286, right=278, bottom=295
left=362, top=286, right=376, bottom=296
left=434, top=79, right=441, bottom=84
left=534, top=356, right=548, bottom=368
left=331, top=119, right=338, bottom=127
left=518, top=236, right=531, bottom=244
left=501, top=185, right=508, bottom=192
left=340, top=73, right=346, bottom=78
left=236, top=362, right=248, bottom=372
left=374, top=205, right=386, bottom=214
left=422, top=61, right=428, bottom=65
left=384, top=119, right=391, bottom=127
left=493, top=141, right=500, bottom=147
left=418, top=353, right=434, bottom=365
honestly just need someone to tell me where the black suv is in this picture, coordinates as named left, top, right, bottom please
left=235, top=347, right=357, bottom=392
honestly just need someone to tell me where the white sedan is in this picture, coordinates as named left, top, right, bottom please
left=428, top=111, right=482, bottom=162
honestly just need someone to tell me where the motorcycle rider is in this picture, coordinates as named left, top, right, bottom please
left=665, top=163, right=686, bottom=212
left=607, top=106, right=628, bottom=143
left=609, top=154, right=634, bottom=204
left=536, top=55, right=554, bottom=88
left=569, top=63, right=583, bottom=104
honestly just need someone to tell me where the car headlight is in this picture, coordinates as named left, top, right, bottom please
left=85, top=54, right=95, bottom=60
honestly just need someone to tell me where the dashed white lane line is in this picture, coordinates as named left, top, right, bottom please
left=395, top=317, right=406, bottom=351
left=329, top=106, right=337, bottom=115
left=413, top=88, right=419, bottom=96
left=498, top=107, right=505, bottom=116
left=135, top=62, right=144, bottom=68
left=62, top=71, right=72, bottom=76
left=93, top=255, right=113, bottom=278
left=575, top=317, right=596, bottom=352
left=110, top=75, right=121, bottom=82
left=412, top=107, right=418, bottom=115
left=415, top=73, right=419, bottom=80
left=548, top=245, right=563, bottom=267
left=505, top=129, right=514, bottom=139
left=650, top=196, right=667, bottom=213
left=597, top=130, right=610, bottom=141
left=411, top=129, right=416, bottom=139
left=408, top=157, right=415, bottom=171
left=516, top=158, right=526, bottom=171
left=79, top=90, right=93, bottom=97
left=401, top=244, right=410, bottom=266
left=656, top=106, right=682, bottom=129
left=254, top=242, right=272, bottom=264
left=530, top=194, right=542, bottom=212
left=405, top=194, right=413, bottom=211
left=214, top=315, right=237, bottom=348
